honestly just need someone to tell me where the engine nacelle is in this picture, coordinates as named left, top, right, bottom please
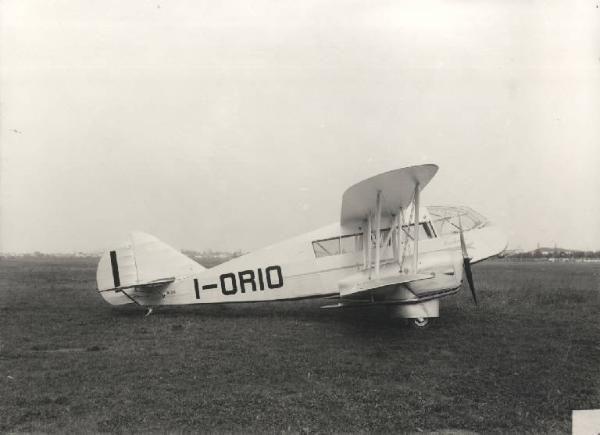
left=406, top=249, right=464, bottom=295
left=383, top=250, right=463, bottom=306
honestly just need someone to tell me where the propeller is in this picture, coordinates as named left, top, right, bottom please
left=458, top=214, right=478, bottom=305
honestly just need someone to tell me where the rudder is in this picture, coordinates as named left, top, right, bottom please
left=96, top=232, right=205, bottom=305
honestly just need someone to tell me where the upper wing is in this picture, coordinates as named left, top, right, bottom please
left=341, top=164, right=438, bottom=224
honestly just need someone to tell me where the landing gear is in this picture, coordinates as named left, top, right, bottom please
left=144, top=307, right=154, bottom=317
left=410, top=317, right=430, bottom=328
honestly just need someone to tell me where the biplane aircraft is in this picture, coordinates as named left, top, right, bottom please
left=96, top=164, right=507, bottom=327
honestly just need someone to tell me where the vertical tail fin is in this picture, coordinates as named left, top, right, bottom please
left=96, top=232, right=205, bottom=305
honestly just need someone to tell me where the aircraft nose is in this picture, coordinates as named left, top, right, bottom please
left=467, top=224, right=508, bottom=264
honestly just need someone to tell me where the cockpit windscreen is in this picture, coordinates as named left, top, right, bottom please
left=427, top=206, right=488, bottom=236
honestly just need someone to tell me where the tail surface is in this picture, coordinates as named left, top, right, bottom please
left=96, top=232, right=204, bottom=305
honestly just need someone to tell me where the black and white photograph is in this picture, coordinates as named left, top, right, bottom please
left=1, top=1, right=599, bottom=433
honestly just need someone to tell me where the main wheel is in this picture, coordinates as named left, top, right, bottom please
left=410, top=317, right=430, bottom=328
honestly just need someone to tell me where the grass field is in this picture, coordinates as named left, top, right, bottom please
left=1, top=258, right=599, bottom=433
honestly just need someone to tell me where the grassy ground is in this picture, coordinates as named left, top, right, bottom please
left=0, top=258, right=599, bottom=433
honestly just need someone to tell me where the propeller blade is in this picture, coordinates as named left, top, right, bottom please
left=463, top=257, right=478, bottom=305
left=458, top=213, right=478, bottom=305
left=458, top=214, right=469, bottom=259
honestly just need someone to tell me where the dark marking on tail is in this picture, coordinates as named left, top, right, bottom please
left=110, top=250, right=120, bottom=288
left=194, top=279, right=200, bottom=299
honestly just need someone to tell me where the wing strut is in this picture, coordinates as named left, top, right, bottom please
left=413, top=183, right=420, bottom=273
left=361, top=185, right=422, bottom=277
left=396, top=207, right=404, bottom=268
left=362, top=219, right=368, bottom=270
left=366, top=213, right=372, bottom=276
left=382, top=219, right=394, bottom=249
left=374, top=190, right=382, bottom=277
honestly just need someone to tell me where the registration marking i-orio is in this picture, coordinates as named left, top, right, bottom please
left=193, top=266, right=284, bottom=299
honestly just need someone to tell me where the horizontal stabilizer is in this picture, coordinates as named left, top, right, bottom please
left=98, top=277, right=175, bottom=293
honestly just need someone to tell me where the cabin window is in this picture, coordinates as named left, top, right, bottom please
left=312, top=237, right=340, bottom=258
left=370, top=229, right=393, bottom=247
left=313, top=233, right=363, bottom=258
left=311, top=224, right=435, bottom=259
left=341, top=234, right=362, bottom=254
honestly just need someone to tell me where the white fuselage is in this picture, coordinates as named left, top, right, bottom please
left=106, top=206, right=507, bottom=307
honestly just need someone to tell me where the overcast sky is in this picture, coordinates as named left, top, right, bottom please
left=1, top=0, right=599, bottom=253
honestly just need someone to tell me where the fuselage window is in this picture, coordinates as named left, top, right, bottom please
left=312, top=223, right=435, bottom=258
left=313, top=233, right=363, bottom=258
left=340, top=235, right=355, bottom=254
left=312, top=238, right=340, bottom=258
left=371, top=229, right=393, bottom=247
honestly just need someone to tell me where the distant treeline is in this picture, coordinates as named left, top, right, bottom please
left=505, top=249, right=600, bottom=259
left=5, top=248, right=600, bottom=264
left=1, top=250, right=246, bottom=269
left=0, top=252, right=100, bottom=259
